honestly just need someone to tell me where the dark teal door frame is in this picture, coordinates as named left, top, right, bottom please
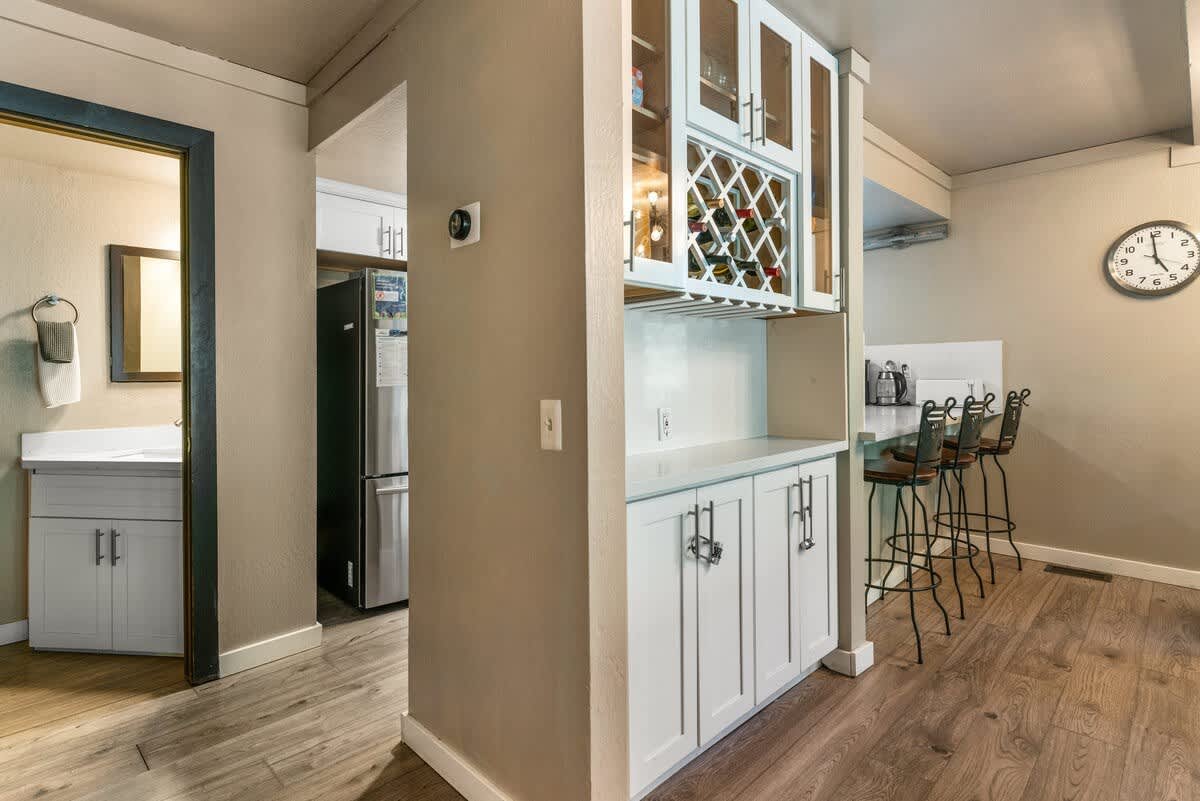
left=0, top=81, right=219, bottom=683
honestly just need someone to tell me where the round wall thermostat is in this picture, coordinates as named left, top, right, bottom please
left=448, top=208, right=472, bottom=241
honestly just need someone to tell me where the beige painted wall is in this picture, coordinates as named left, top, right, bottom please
left=865, top=146, right=1200, bottom=571
left=309, top=1, right=625, bottom=799
left=0, top=153, right=181, bottom=626
left=0, top=18, right=318, bottom=651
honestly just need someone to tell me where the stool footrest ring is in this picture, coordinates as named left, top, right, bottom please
left=864, top=558, right=942, bottom=594
left=885, top=533, right=979, bottom=561
left=932, top=511, right=1015, bottom=536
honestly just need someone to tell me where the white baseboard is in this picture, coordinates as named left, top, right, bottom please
left=218, top=622, right=323, bottom=677
left=0, top=619, right=29, bottom=646
left=823, top=641, right=874, bottom=677
left=401, top=715, right=514, bottom=801
left=988, top=539, right=1200, bottom=590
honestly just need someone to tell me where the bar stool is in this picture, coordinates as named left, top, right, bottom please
left=863, top=400, right=952, bottom=664
left=943, top=389, right=1032, bottom=582
left=891, top=395, right=988, bottom=620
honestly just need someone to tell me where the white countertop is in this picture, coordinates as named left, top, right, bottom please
left=22, top=425, right=183, bottom=475
left=627, top=436, right=848, bottom=501
left=859, top=405, right=999, bottom=444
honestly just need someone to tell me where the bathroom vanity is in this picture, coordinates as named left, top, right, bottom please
left=22, top=426, right=184, bottom=655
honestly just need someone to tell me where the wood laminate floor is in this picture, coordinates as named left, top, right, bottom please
left=3, top=562, right=1196, bottom=801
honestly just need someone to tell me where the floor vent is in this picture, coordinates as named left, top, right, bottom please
left=1044, top=564, right=1112, bottom=582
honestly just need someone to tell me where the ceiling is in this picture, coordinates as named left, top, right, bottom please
left=863, top=179, right=944, bottom=231
left=38, top=0, right=1193, bottom=174
left=775, top=0, right=1191, bottom=174
left=39, top=0, right=390, bottom=82
left=315, top=83, right=407, bottom=195
left=0, top=120, right=179, bottom=186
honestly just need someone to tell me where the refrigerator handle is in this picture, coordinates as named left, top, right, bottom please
left=375, top=485, right=409, bottom=496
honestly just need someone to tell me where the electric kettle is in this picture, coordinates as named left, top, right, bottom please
left=875, top=360, right=907, bottom=406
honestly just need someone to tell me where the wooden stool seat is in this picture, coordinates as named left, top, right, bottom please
left=863, top=456, right=936, bottom=485
left=944, top=436, right=1013, bottom=455
left=889, top=445, right=978, bottom=469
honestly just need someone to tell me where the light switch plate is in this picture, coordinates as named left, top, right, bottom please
left=449, top=201, right=481, bottom=249
left=540, top=399, right=562, bottom=451
left=657, top=407, right=672, bottom=441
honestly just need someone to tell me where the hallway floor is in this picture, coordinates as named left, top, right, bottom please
left=3, top=558, right=1195, bottom=801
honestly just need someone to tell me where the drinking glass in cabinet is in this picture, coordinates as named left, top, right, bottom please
left=632, top=0, right=673, bottom=264
left=810, top=55, right=833, bottom=296
left=699, top=0, right=741, bottom=123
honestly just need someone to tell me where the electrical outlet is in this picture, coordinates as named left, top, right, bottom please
left=658, top=407, right=672, bottom=441
left=540, top=399, right=563, bottom=451
left=347, top=561, right=354, bottom=588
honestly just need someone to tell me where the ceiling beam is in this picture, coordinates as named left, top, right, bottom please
left=305, top=0, right=421, bottom=106
left=1187, top=0, right=1200, bottom=146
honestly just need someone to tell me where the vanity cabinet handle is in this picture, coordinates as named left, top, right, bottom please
left=111, top=528, right=121, bottom=564
left=95, top=529, right=105, bottom=565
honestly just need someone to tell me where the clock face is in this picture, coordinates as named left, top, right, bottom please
left=1105, top=220, right=1200, bottom=297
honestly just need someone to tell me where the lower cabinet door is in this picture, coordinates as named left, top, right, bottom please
left=696, top=477, right=755, bottom=745
left=798, top=457, right=838, bottom=668
left=627, top=490, right=699, bottom=797
left=112, top=520, right=184, bottom=655
left=28, top=518, right=113, bottom=651
left=752, top=466, right=803, bottom=703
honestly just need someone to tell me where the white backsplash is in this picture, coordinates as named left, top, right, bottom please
left=625, top=310, right=766, bottom=455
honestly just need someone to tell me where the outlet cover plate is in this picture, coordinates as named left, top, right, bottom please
left=540, top=399, right=562, bottom=451
left=658, top=407, right=672, bottom=441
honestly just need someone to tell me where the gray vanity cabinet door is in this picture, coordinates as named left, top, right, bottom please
left=29, top=517, right=113, bottom=652
left=112, top=520, right=184, bottom=656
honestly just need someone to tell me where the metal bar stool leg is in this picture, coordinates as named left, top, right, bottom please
left=913, top=490, right=951, bottom=636
left=980, top=454, right=995, bottom=584
left=865, top=481, right=877, bottom=615
left=955, top=468, right=985, bottom=599
left=898, top=490, right=923, bottom=664
left=938, top=470, right=964, bottom=619
left=880, top=487, right=902, bottom=594
left=995, top=453, right=1022, bottom=570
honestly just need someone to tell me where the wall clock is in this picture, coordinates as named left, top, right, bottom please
left=1105, top=220, right=1200, bottom=297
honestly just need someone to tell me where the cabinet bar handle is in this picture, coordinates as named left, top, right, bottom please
left=95, top=528, right=105, bottom=565
left=685, top=504, right=700, bottom=559
left=744, top=92, right=755, bottom=143
left=111, top=528, right=120, bottom=564
left=800, top=476, right=816, bottom=551
left=623, top=211, right=636, bottom=267
left=383, top=226, right=393, bottom=257
left=398, top=229, right=404, bottom=256
left=703, top=500, right=723, bottom=566
left=758, top=97, right=768, bottom=145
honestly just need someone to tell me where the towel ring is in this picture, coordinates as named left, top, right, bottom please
left=31, top=295, right=79, bottom=324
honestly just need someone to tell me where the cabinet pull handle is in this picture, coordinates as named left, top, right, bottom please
left=800, top=476, right=816, bottom=551
left=398, top=228, right=404, bottom=257
left=111, top=528, right=120, bottom=564
left=758, top=97, right=768, bottom=145
left=623, top=210, right=636, bottom=267
left=685, top=504, right=700, bottom=559
left=703, top=501, right=723, bottom=566
left=744, top=91, right=755, bottom=143
left=383, top=226, right=393, bottom=257
left=95, top=528, right=105, bottom=565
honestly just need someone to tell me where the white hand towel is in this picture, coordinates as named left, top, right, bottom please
left=37, top=324, right=81, bottom=408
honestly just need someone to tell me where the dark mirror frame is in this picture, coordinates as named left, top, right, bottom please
left=108, top=244, right=183, bottom=382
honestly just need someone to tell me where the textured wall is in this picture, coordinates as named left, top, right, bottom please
left=0, top=153, right=181, bottom=626
left=309, top=1, right=625, bottom=799
left=865, top=147, right=1200, bottom=570
left=0, top=17, right=318, bottom=652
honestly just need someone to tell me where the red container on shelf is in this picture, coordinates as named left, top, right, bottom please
left=734, top=208, right=754, bottom=219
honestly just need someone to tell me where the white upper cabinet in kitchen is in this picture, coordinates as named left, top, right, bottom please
left=686, top=0, right=752, bottom=147
left=799, top=35, right=840, bottom=312
left=749, top=0, right=804, bottom=171
left=316, top=180, right=408, bottom=261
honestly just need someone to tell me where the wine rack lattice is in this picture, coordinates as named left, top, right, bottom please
left=685, top=138, right=792, bottom=298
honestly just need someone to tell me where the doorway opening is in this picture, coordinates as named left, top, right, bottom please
left=0, top=82, right=218, bottom=695
left=312, top=82, right=410, bottom=675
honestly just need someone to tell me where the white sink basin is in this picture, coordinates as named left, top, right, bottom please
left=111, top=448, right=183, bottom=461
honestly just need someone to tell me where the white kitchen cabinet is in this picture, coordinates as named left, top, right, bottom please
left=796, top=456, right=838, bottom=666
left=316, top=179, right=408, bottom=261
left=751, top=466, right=802, bottom=702
left=29, top=518, right=182, bottom=655
left=627, top=489, right=698, bottom=796
left=749, top=0, right=804, bottom=171
left=627, top=456, right=839, bottom=798
left=798, top=36, right=840, bottom=312
left=685, top=0, right=752, bottom=147
left=696, top=477, right=754, bottom=745
left=112, top=520, right=185, bottom=655
left=28, top=518, right=113, bottom=652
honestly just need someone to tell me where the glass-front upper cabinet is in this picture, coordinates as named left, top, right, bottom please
left=800, top=35, right=839, bottom=312
left=626, top=0, right=684, bottom=289
left=749, top=1, right=803, bottom=171
left=686, top=0, right=751, bottom=147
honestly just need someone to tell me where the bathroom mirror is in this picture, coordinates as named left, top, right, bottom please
left=108, top=245, right=182, bottom=382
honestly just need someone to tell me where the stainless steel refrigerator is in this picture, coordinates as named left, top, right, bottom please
left=317, top=269, right=409, bottom=609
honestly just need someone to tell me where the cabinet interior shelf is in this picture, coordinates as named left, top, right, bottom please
left=632, top=34, right=662, bottom=63
left=699, top=75, right=738, bottom=103
left=632, top=144, right=666, bottom=171
left=633, top=104, right=665, bottom=131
